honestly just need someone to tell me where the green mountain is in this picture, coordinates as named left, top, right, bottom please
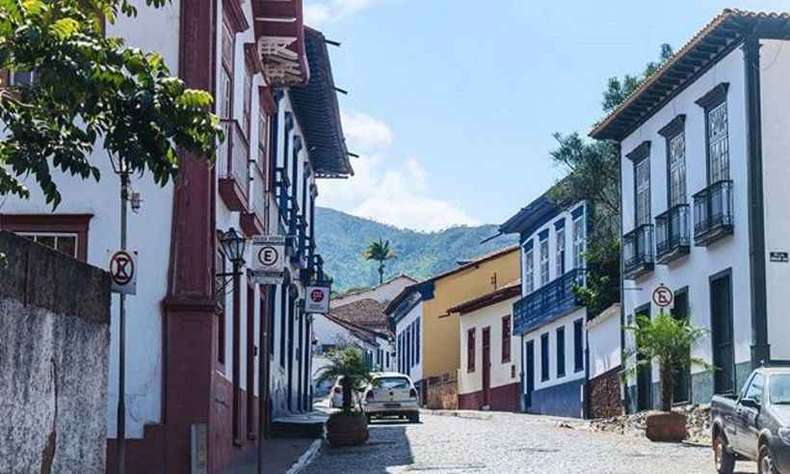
left=314, top=207, right=518, bottom=292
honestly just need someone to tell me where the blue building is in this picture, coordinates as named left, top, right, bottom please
left=500, top=191, right=589, bottom=418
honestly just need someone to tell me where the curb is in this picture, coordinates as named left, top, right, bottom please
left=423, top=409, right=492, bottom=421
left=285, top=438, right=322, bottom=474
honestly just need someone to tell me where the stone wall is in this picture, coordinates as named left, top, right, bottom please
left=425, top=373, right=458, bottom=410
left=588, top=366, right=623, bottom=419
left=0, top=231, right=111, bottom=473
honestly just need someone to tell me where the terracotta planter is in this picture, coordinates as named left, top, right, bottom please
left=645, top=411, right=688, bottom=442
left=325, top=412, right=369, bottom=447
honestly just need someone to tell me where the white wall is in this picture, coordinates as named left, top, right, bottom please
left=760, top=39, right=790, bottom=361
left=619, top=45, right=752, bottom=380
left=587, top=310, right=621, bottom=379
left=522, top=307, right=586, bottom=392
left=395, top=302, right=423, bottom=383
left=333, top=276, right=416, bottom=307
left=458, top=297, right=521, bottom=395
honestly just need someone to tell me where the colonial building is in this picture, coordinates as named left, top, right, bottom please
left=453, top=280, right=522, bottom=412
left=591, top=9, right=790, bottom=412
left=500, top=195, right=589, bottom=418
left=0, top=1, right=352, bottom=472
left=586, top=304, right=623, bottom=419
left=387, top=246, right=520, bottom=409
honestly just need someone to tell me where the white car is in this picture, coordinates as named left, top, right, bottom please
left=329, top=376, right=362, bottom=409
left=362, top=373, right=420, bottom=423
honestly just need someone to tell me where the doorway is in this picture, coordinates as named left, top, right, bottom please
left=482, top=327, right=491, bottom=408
left=671, top=288, right=690, bottom=404
left=525, top=340, right=535, bottom=411
left=635, top=305, right=653, bottom=411
left=710, top=270, right=735, bottom=394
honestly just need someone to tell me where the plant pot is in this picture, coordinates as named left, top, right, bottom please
left=645, top=411, right=687, bottom=442
left=325, top=412, right=369, bottom=447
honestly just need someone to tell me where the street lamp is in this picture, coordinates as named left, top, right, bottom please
left=220, top=227, right=246, bottom=269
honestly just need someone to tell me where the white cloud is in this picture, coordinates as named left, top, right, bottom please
left=341, top=110, right=393, bottom=152
left=304, top=0, right=384, bottom=26
left=320, top=111, right=478, bottom=232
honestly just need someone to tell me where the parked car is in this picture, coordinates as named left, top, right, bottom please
left=711, top=366, right=790, bottom=474
left=329, top=376, right=363, bottom=409
left=362, top=372, right=420, bottom=423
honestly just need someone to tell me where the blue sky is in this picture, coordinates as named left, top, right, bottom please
left=311, top=0, right=789, bottom=231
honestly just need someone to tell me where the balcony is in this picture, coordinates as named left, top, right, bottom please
left=623, top=224, right=654, bottom=279
left=513, top=268, right=584, bottom=335
left=693, top=180, right=734, bottom=246
left=218, top=119, right=250, bottom=212
left=655, top=204, right=690, bottom=264
left=240, top=165, right=267, bottom=237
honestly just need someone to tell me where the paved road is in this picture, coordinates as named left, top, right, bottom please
left=303, top=411, right=758, bottom=474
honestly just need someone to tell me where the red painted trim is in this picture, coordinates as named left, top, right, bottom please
left=240, top=211, right=264, bottom=237
left=0, top=213, right=93, bottom=261
left=244, top=43, right=264, bottom=74
left=222, top=0, right=249, bottom=33
left=458, top=382, right=520, bottom=412
left=219, top=178, right=249, bottom=212
left=258, top=86, right=275, bottom=116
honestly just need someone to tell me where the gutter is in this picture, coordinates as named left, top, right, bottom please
left=743, top=33, right=770, bottom=368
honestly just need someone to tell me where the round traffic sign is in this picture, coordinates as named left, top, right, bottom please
left=310, top=288, right=326, bottom=303
left=110, top=251, right=135, bottom=286
left=258, top=245, right=280, bottom=267
left=652, top=284, right=674, bottom=308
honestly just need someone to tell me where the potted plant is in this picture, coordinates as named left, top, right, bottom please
left=627, top=311, right=709, bottom=442
left=316, top=346, right=373, bottom=447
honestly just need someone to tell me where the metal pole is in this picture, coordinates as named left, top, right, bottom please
left=117, top=159, right=129, bottom=474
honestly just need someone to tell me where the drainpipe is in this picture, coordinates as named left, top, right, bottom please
left=616, top=141, right=629, bottom=414
left=743, top=33, right=770, bottom=368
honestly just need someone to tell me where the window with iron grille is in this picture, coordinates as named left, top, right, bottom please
left=707, top=102, right=729, bottom=183
left=635, top=158, right=651, bottom=226
left=668, top=132, right=687, bottom=206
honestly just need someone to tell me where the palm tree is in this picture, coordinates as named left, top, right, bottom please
left=627, top=311, right=709, bottom=412
left=363, top=238, right=396, bottom=285
left=316, top=346, right=373, bottom=413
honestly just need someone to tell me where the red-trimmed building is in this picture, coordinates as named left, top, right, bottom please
left=454, top=281, right=522, bottom=412
left=0, top=1, right=351, bottom=472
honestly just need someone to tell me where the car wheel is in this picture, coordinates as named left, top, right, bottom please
left=408, top=413, right=420, bottom=424
left=714, top=433, right=735, bottom=474
left=759, top=444, right=777, bottom=474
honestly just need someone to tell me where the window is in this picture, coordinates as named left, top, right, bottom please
left=502, top=316, right=511, bottom=363
left=539, top=237, right=550, bottom=286
left=555, top=224, right=565, bottom=276
left=524, top=245, right=534, bottom=293
left=668, top=132, right=687, bottom=206
left=572, top=215, right=585, bottom=270
left=635, top=157, right=651, bottom=226
left=574, top=319, right=584, bottom=372
left=708, top=103, right=730, bottom=183
left=556, top=326, right=566, bottom=378
left=744, top=373, right=764, bottom=405
left=540, top=333, right=550, bottom=381
left=1, top=214, right=91, bottom=261
left=415, top=319, right=420, bottom=364
left=467, top=328, right=476, bottom=372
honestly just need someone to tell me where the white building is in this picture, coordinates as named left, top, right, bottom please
left=0, top=0, right=352, bottom=471
left=386, top=284, right=428, bottom=393
left=591, top=9, right=790, bottom=411
left=500, top=196, right=589, bottom=418
left=586, top=304, right=623, bottom=418
left=454, top=282, right=522, bottom=412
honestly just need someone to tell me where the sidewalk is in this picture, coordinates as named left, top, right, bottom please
left=225, top=437, right=320, bottom=474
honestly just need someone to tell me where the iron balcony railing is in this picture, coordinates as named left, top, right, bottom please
left=218, top=119, right=250, bottom=200
left=655, top=204, right=690, bottom=263
left=513, top=268, right=584, bottom=335
left=693, top=180, right=734, bottom=246
left=623, top=223, right=654, bottom=279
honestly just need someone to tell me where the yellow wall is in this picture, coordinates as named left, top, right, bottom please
left=422, top=247, right=520, bottom=380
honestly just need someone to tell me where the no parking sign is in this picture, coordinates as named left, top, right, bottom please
left=109, top=250, right=137, bottom=295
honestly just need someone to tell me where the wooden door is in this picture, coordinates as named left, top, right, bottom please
left=711, top=272, right=735, bottom=394
left=482, top=327, right=491, bottom=407
left=525, top=340, right=535, bottom=411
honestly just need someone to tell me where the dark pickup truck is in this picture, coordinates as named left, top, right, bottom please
left=711, top=367, right=790, bottom=473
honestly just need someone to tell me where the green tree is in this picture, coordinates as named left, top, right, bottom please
left=550, top=44, right=674, bottom=317
left=363, top=238, right=396, bottom=285
left=316, top=346, right=373, bottom=413
left=0, top=0, right=221, bottom=207
left=626, top=311, right=709, bottom=411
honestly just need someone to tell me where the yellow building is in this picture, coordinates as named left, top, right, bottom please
left=410, top=245, right=520, bottom=407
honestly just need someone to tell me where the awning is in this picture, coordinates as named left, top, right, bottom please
left=252, top=0, right=310, bottom=87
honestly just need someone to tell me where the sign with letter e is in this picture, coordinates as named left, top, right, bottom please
left=251, top=235, right=286, bottom=285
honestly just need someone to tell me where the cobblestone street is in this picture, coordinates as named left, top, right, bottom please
left=303, top=411, right=758, bottom=474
